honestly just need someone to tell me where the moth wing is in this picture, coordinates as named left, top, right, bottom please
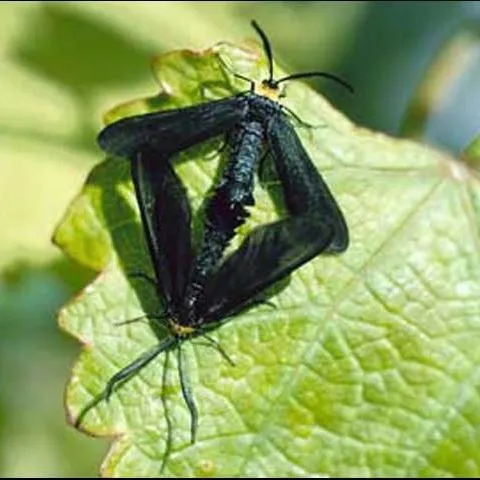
left=131, top=148, right=194, bottom=306
left=199, top=215, right=333, bottom=323
left=99, top=95, right=247, bottom=158
left=199, top=110, right=350, bottom=322
left=267, top=114, right=349, bottom=253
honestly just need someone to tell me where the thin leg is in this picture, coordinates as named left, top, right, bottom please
left=115, top=315, right=148, bottom=327
left=196, top=334, right=235, bottom=366
left=176, top=345, right=198, bottom=444
left=127, top=271, right=157, bottom=289
left=114, top=313, right=169, bottom=328
left=282, top=105, right=319, bottom=129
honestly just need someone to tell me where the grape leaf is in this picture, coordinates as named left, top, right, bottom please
left=54, top=40, right=480, bottom=477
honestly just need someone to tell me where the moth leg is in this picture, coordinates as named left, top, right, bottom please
left=124, top=270, right=171, bottom=328
left=281, top=105, right=325, bottom=130
left=114, top=313, right=168, bottom=329
left=193, top=334, right=235, bottom=366
left=114, top=315, right=150, bottom=327
left=177, top=344, right=198, bottom=444
left=127, top=271, right=157, bottom=289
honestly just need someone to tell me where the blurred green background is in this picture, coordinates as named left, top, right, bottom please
left=1, top=1, right=479, bottom=476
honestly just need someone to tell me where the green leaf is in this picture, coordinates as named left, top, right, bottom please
left=56, top=40, right=480, bottom=477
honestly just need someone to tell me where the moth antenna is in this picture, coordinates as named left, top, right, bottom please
left=177, top=344, right=198, bottom=444
left=276, top=71, right=354, bottom=94
left=74, top=337, right=176, bottom=428
left=160, top=350, right=172, bottom=474
left=251, top=20, right=274, bottom=82
left=104, top=339, right=176, bottom=400
left=74, top=394, right=105, bottom=429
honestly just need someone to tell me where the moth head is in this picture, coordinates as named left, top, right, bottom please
left=254, top=79, right=282, bottom=101
left=251, top=20, right=354, bottom=98
left=169, top=319, right=195, bottom=337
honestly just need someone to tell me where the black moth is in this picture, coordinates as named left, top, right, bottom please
left=76, top=21, right=351, bottom=469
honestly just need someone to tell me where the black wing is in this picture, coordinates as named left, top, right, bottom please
left=199, top=215, right=334, bottom=324
left=267, top=113, right=349, bottom=253
left=198, top=111, right=348, bottom=323
left=98, top=95, right=248, bottom=158
left=131, top=148, right=194, bottom=307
